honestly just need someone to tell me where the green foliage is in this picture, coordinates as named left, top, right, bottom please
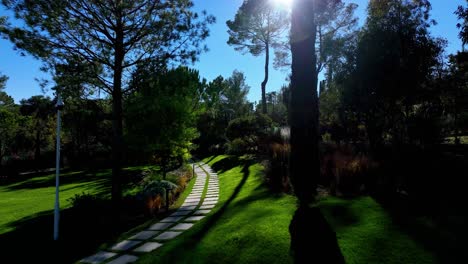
left=0, top=72, right=7, bottom=91
left=67, top=192, right=104, bottom=211
left=1, top=0, right=215, bottom=201
left=225, top=113, right=273, bottom=154
left=125, top=66, right=202, bottom=168
left=227, top=0, right=289, bottom=113
left=61, top=98, right=113, bottom=167
left=196, top=70, right=254, bottom=155
left=227, top=0, right=289, bottom=57
left=141, top=180, right=178, bottom=199
left=455, top=1, right=468, bottom=47
left=19, top=96, right=55, bottom=162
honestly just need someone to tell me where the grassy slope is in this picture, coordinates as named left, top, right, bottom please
left=138, top=155, right=436, bottom=264
left=137, top=155, right=297, bottom=264
left=0, top=169, right=111, bottom=234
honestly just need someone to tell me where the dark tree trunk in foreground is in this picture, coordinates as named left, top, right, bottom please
left=111, top=14, right=124, bottom=207
left=288, top=0, right=344, bottom=263
left=261, top=44, right=270, bottom=114
left=289, top=0, right=319, bottom=205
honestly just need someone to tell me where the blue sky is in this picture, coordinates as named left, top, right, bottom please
left=0, top=0, right=465, bottom=103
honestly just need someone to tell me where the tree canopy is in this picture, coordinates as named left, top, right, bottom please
left=0, top=0, right=215, bottom=203
left=227, top=0, right=289, bottom=114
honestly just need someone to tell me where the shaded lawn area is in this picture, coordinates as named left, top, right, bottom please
left=0, top=169, right=111, bottom=234
left=0, top=165, right=166, bottom=263
left=137, top=155, right=438, bottom=264
left=319, top=197, right=435, bottom=264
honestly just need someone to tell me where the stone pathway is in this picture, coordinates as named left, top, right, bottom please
left=79, top=162, right=219, bottom=264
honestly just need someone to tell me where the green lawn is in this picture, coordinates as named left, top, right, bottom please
left=137, top=155, right=297, bottom=264
left=319, top=196, right=435, bottom=264
left=137, top=155, right=437, bottom=264
left=0, top=169, right=111, bottom=234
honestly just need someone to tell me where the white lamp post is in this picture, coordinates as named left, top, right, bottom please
left=54, top=95, right=64, bottom=241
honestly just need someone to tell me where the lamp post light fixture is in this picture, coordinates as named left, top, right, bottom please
left=54, top=95, right=64, bottom=241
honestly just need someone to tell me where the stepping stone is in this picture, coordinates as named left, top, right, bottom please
left=199, top=204, right=215, bottom=209
left=110, top=240, right=141, bottom=251
left=170, top=223, right=194, bottom=230
left=193, top=209, right=211, bottom=215
left=182, top=202, right=199, bottom=206
left=185, top=215, right=205, bottom=221
left=187, top=195, right=201, bottom=198
left=80, top=251, right=117, bottom=264
left=129, top=231, right=158, bottom=240
left=205, top=195, right=218, bottom=198
left=202, top=200, right=217, bottom=205
left=107, top=254, right=138, bottom=264
left=149, top=222, right=173, bottom=230
left=179, top=205, right=197, bottom=211
left=160, top=216, right=183, bottom=222
left=133, top=242, right=163, bottom=253
left=171, top=210, right=192, bottom=216
left=185, top=198, right=200, bottom=203
left=155, top=231, right=182, bottom=240
left=204, top=197, right=218, bottom=202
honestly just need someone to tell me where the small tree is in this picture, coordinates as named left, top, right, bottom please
left=125, top=66, right=203, bottom=178
left=227, top=0, right=289, bottom=114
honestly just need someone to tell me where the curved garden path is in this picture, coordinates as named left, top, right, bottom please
left=79, top=162, right=219, bottom=264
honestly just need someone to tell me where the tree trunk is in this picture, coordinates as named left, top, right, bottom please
left=289, top=0, right=319, bottom=206
left=261, top=43, right=269, bottom=114
left=35, top=125, right=41, bottom=165
left=111, top=15, right=125, bottom=208
left=288, top=1, right=344, bottom=263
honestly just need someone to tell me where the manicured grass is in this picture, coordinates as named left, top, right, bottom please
left=137, top=155, right=438, bottom=264
left=319, top=196, right=435, bottom=264
left=137, top=155, right=297, bottom=264
left=0, top=169, right=111, bottom=234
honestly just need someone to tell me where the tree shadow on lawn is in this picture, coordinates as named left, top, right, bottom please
left=318, top=200, right=360, bottom=229
left=0, top=168, right=76, bottom=187
left=375, top=194, right=468, bottom=263
left=142, top=156, right=290, bottom=262
left=0, top=203, right=151, bottom=264
left=4, top=170, right=112, bottom=191
left=210, top=155, right=243, bottom=173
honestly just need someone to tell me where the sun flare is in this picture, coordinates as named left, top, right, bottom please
left=272, top=0, right=293, bottom=9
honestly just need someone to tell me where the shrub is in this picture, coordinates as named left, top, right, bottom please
left=226, top=138, right=251, bottom=155
left=67, top=193, right=110, bottom=222
left=134, top=164, right=193, bottom=215
left=320, top=144, right=377, bottom=197
left=266, top=142, right=291, bottom=192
